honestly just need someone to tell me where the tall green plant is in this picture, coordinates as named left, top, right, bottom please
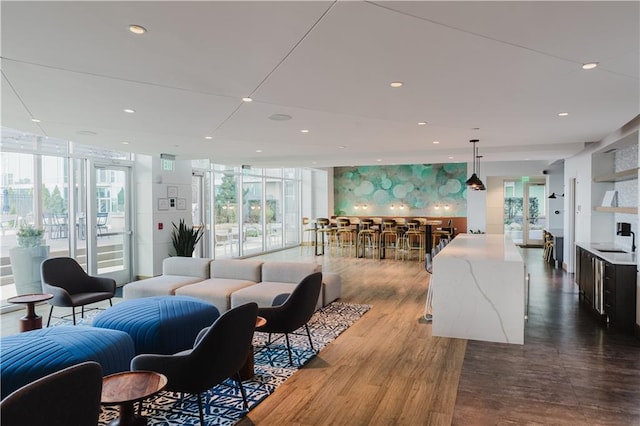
left=171, top=219, right=203, bottom=257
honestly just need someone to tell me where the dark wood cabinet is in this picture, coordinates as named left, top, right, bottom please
left=575, top=245, right=637, bottom=332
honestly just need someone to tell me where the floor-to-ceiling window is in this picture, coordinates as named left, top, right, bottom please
left=1, top=129, right=133, bottom=306
left=207, top=164, right=302, bottom=259
left=242, top=168, right=264, bottom=256
left=265, top=169, right=283, bottom=251
left=213, top=165, right=240, bottom=258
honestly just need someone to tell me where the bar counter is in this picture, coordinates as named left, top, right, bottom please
left=432, top=233, right=526, bottom=344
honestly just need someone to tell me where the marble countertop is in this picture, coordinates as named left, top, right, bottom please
left=575, top=242, right=637, bottom=265
left=438, top=233, right=524, bottom=263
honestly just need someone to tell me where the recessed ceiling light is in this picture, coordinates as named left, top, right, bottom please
left=256, top=149, right=262, bottom=153
left=558, top=112, right=569, bottom=117
left=389, top=82, right=403, bottom=88
left=77, top=130, right=97, bottom=136
left=122, top=141, right=130, bottom=145
left=204, top=136, right=213, bottom=140
left=376, top=159, right=382, bottom=162
left=338, top=145, right=346, bottom=149
left=123, top=108, right=136, bottom=114
left=31, top=118, right=41, bottom=123
left=417, top=122, right=427, bottom=126
left=448, top=156, right=454, bottom=159
left=129, top=25, right=147, bottom=34
left=300, top=129, right=309, bottom=133
left=433, top=141, right=440, bottom=144
left=582, top=62, right=598, bottom=70
left=268, top=114, right=292, bottom=121
left=242, top=97, right=253, bottom=102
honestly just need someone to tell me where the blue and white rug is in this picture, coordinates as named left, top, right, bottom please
left=98, top=302, right=371, bottom=425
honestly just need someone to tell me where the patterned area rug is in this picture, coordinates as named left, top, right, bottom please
left=98, top=302, right=371, bottom=425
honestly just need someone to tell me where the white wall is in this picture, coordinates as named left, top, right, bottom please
left=546, top=163, right=565, bottom=230
left=135, top=155, right=193, bottom=278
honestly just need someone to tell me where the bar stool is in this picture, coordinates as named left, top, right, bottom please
left=334, top=217, right=355, bottom=257
left=315, top=218, right=334, bottom=255
left=404, top=219, right=425, bottom=261
left=424, top=252, right=434, bottom=321
left=379, top=219, right=400, bottom=260
left=432, top=219, right=453, bottom=250
left=357, top=218, right=379, bottom=259
left=301, top=217, right=316, bottom=252
left=543, top=230, right=554, bottom=263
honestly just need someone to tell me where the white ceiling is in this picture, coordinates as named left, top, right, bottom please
left=1, top=1, right=638, bottom=167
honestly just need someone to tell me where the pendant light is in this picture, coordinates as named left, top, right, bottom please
left=465, top=139, right=484, bottom=189
left=474, top=154, right=486, bottom=191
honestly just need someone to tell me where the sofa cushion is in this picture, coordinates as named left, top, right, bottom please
left=231, top=282, right=298, bottom=309
left=123, top=275, right=204, bottom=299
left=210, top=259, right=263, bottom=282
left=162, top=257, right=211, bottom=278
left=176, top=278, right=257, bottom=313
left=261, top=262, right=321, bottom=284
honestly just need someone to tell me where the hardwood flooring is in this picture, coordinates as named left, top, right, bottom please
left=2, top=245, right=639, bottom=425
left=452, top=249, right=640, bottom=426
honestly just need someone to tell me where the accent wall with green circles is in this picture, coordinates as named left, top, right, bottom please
left=334, top=163, right=467, bottom=217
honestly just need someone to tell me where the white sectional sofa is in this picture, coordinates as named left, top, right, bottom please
left=122, top=257, right=212, bottom=299
left=122, top=257, right=342, bottom=313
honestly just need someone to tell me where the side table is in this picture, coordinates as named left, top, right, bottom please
left=101, top=371, right=167, bottom=426
left=7, top=293, right=53, bottom=332
left=238, top=316, right=267, bottom=381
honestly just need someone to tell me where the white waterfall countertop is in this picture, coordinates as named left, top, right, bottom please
left=432, top=233, right=526, bottom=345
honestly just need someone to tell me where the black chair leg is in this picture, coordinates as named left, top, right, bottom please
left=72, top=307, right=76, bottom=325
left=284, top=333, right=293, bottom=366
left=305, top=324, right=315, bottom=353
left=81, top=305, right=84, bottom=319
left=197, top=393, right=204, bottom=426
left=46, top=305, right=54, bottom=327
left=109, top=299, right=113, bottom=307
left=235, top=372, right=249, bottom=411
left=267, top=333, right=272, bottom=345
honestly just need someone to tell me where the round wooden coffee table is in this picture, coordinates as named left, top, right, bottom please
left=101, top=371, right=168, bottom=426
left=7, top=293, right=53, bottom=332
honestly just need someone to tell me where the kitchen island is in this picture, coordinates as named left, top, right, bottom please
left=432, top=233, right=526, bottom=344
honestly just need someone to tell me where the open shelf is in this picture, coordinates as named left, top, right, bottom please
left=594, top=206, right=637, bottom=214
left=593, top=168, right=639, bottom=183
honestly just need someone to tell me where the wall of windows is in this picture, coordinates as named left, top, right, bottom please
left=0, top=130, right=134, bottom=306
left=208, top=164, right=301, bottom=259
left=1, top=126, right=314, bottom=306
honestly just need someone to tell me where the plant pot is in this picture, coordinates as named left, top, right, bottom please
left=9, top=245, right=50, bottom=295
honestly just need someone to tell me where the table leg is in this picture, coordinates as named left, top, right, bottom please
left=19, top=302, right=42, bottom=332
left=108, top=402, right=147, bottom=426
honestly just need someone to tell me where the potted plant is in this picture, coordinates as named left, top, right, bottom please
left=16, top=224, right=45, bottom=248
left=171, top=219, right=204, bottom=257
left=9, top=224, right=50, bottom=295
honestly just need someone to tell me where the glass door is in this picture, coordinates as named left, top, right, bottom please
left=525, top=182, right=546, bottom=246
left=504, top=178, right=546, bottom=246
left=88, top=162, right=133, bottom=284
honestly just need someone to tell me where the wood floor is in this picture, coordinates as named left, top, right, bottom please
left=2, top=245, right=639, bottom=425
